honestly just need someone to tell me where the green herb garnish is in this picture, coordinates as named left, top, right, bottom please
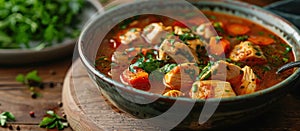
left=0, top=0, right=85, bottom=49
left=39, top=110, right=68, bottom=130
left=0, top=112, right=15, bottom=127
left=236, top=35, right=249, bottom=41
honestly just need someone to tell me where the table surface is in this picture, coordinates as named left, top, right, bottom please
left=1, top=0, right=299, bottom=131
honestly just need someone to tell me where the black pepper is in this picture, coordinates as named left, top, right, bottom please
left=16, top=125, right=20, bottom=130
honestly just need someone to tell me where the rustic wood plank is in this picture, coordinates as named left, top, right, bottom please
left=0, top=58, right=73, bottom=131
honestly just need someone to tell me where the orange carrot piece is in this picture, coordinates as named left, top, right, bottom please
left=227, top=24, right=250, bottom=36
left=208, top=37, right=231, bottom=55
left=121, top=69, right=150, bottom=91
left=248, top=36, right=275, bottom=45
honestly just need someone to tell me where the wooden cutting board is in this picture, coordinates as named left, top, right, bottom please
left=62, top=59, right=160, bottom=131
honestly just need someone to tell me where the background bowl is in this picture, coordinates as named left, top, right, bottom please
left=0, top=0, right=102, bottom=65
left=78, top=0, right=300, bottom=130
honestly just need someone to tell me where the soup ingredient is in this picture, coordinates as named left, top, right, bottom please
left=39, top=110, right=68, bottom=130
left=119, top=28, right=145, bottom=45
left=248, top=36, right=275, bottom=45
left=159, top=39, right=199, bottom=63
left=0, top=112, right=15, bottom=127
left=229, top=41, right=267, bottom=65
left=164, top=63, right=199, bottom=91
left=121, top=69, right=150, bottom=91
left=234, top=66, right=257, bottom=95
left=190, top=80, right=236, bottom=99
left=199, top=60, right=243, bottom=82
left=0, top=0, right=85, bottom=49
left=142, top=23, right=172, bottom=44
left=227, top=24, right=250, bottom=36
left=208, top=36, right=230, bottom=55
left=163, top=90, right=185, bottom=97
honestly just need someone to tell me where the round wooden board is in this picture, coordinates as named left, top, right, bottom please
left=62, top=59, right=161, bottom=131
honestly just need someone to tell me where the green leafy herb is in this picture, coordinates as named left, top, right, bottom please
left=178, top=32, right=199, bottom=41
left=39, top=110, right=68, bottom=130
left=236, top=35, right=249, bottom=41
left=159, top=64, right=177, bottom=74
left=16, top=70, right=42, bottom=98
left=129, top=54, right=163, bottom=73
left=0, top=112, right=15, bottom=127
left=16, top=70, right=42, bottom=85
left=282, top=57, right=289, bottom=63
left=0, top=0, right=85, bottom=49
left=197, top=62, right=212, bottom=80
left=213, top=22, right=224, bottom=33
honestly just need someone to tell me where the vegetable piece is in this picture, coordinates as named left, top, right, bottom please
left=174, top=26, right=191, bottom=36
left=229, top=41, right=267, bottom=65
left=120, top=69, right=150, bottom=91
left=164, top=63, right=199, bottom=91
left=234, top=66, right=257, bottom=95
left=163, top=90, right=184, bottom=97
left=208, top=36, right=231, bottom=55
left=227, top=24, right=250, bottom=36
left=248, top=35, right=275, bottom=45
left=0, top=112, right=15, bottom=127
left=39, top=110, right=68, bottom=130
left=190, top=80, right=236, bottom=99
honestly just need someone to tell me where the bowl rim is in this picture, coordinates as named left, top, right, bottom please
left=78, top=0, right=300, bottom=103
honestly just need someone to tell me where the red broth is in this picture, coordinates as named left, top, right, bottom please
left=95, top=11, right=294, bottom=99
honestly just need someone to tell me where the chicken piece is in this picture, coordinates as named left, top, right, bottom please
left=164, top=63, right=199, bottom=92
left=234, top=66, right=257, bottom=95
left=186, top=39, right=206, bottom=52
left=190, top=80, right=236, bottom=99
left=200, top=60, right=243, bottom=82
left=120, top=69, right=150, bottom=91
left=174, top=26, right=191, bottom=35
left=229, top=41, right=267, bottom=65
left=158, top=39, right=199, bottom=63
left=163, top=90, right=185, bottom=97
left=142, top=23, right=172, bottom=45
left=196, top=23, right=217, bottom=39
left=119, top=28, right=145, bottom=45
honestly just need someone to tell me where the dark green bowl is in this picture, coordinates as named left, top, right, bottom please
left=78, top=0, right=300, bottom=130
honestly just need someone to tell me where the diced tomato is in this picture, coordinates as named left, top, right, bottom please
left=227, top=24, right=250, bottom=36
left=121, top=69, right=150, bottom=91
left=248, top=36, right=275, bottom=45
left=208, top=37, right=231, bottom=55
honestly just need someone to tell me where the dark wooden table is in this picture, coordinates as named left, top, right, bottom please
left=1, top=0, right=299, bottom=131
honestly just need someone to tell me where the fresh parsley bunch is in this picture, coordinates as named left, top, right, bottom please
left=0, top=0, right=85, bottom=49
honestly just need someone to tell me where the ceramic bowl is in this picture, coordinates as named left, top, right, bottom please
left=78, top=0, right=300, bottom=130
left=0, top=0, right=102, bottom=65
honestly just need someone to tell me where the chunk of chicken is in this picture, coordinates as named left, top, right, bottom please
left=234, top=66, right=257, bottom=95
left=200, top=60, right=243, bottom=82
left=142, top=23, right=172, bottom=45
left=186, top=39, right=206, bottom=52
left=119, top=28, right=145, bottom=45
left=158, top=39, right=199, bottom=63
left=163, top=90, right=185, bottom=97
left=190, top=80, right=236, bottom=99
left=229, top=41, right=267, bottom=65
left=164, top=63, right=199, bottom=92
left=196, top=23, right=217, bottom=39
